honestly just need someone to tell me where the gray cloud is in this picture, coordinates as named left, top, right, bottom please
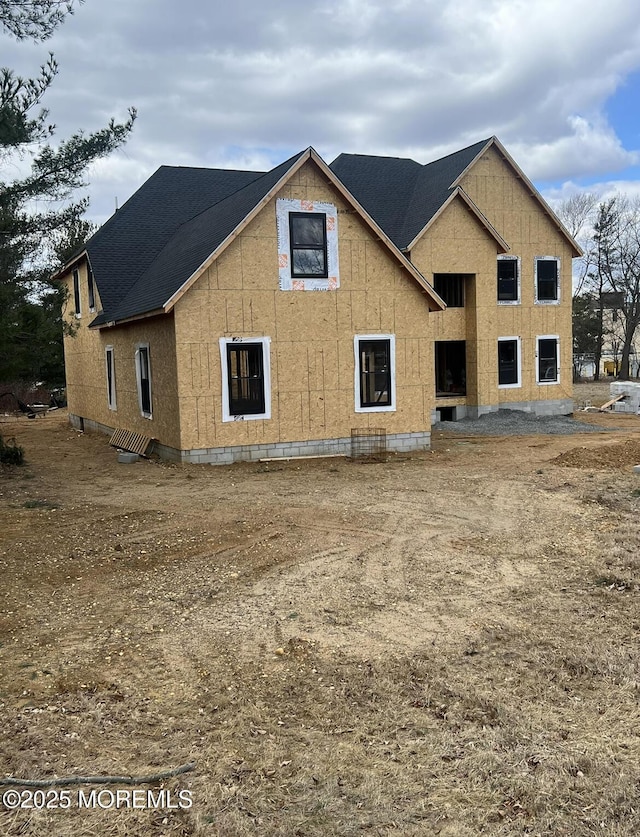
left=3, top=0, right=640, bottom=222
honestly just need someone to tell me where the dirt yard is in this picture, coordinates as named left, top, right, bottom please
left=1, top=382, right=639, bottom=836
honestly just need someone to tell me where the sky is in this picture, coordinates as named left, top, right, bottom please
left=3, top=0, right=640, bottom=226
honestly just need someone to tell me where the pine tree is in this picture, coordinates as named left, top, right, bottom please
left=0, top=0, right=135, bottom=384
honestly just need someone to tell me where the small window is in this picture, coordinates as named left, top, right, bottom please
left=355, top=335, right=396, bottom=412
left=289, top=212, right=328, bottom=278
left=135, top=345, right=152, bottom=418
left=87, top=262, right=96, bottom=311
left=497, top=257, right=519, bottom=303
left=535, top=257, right=560, bottom=303
left=73, top=268, right=81, bottom=317
left=220, top=337, right=271, bottom=422
left=498, top=338, right=521, bottom=387
left=105, top=347, right=116, bottom=411
left=434, top=274, right=465, bottom=308
left=537, top=336, right=559, bottom=383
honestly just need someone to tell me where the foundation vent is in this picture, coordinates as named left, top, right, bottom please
left=350, top=427, right=387, bottom=460
left=109, top=428, right=153, bottom=457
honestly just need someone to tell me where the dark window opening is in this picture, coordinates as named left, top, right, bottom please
left=138, top=347, right=152, bottom=415
left=536, top=259, right=559, bottom=301
left=289, top=213, right=328, bottom=277
left=538, top=338, right=558, bottom=382
left=438, top=407, right=455, bottom=421
left=227, top=343, right=265, bottom=415
left=87, top=263, right=96, bottom=310
left=359, top=339, right=391, bottom=408
left=498, top=259, right=518, bottom=301
left=434, top=273, right=466, bottom=307
left=435, top=341, right=466, bottom=396
left=498, top=340, right=519, bottom=385
left=73, top=268, right=81, bottom=316
left=106, top=348, right=116, bottom=408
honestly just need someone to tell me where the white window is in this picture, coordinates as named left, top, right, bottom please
left=497, top=256, right=520, bottom=304
left=73, top=268, right=81, bottom=318
left=498, top=337, right=521, bottom=388
left=536, top=335, right=560, bottom=384
left=354, top=335, right=396, bottom=413
left=135, top=344, right=152, bottom=418
left=105, top=346, right=117, bottom=411
left=276, top=198, right=339, bottom=291
left=220, top=337, right=271, bottom=422
left=535, top=257, right=560, bottom=304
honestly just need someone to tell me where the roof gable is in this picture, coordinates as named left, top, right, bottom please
left=331, top=139, right=490, bottom=250
left=454, top=137, right=582, bottom=258
left=85, top=148, right=445, bottom=326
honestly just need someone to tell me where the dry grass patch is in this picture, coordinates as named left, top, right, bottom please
left=1, top=413, right=640, bottom=835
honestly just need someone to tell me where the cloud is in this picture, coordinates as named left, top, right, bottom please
left=3, top=0, right=640, bottom=222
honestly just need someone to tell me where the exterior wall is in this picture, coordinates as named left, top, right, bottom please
left=171, top=159, right=436, bottom=455
left=61, top=263, right=181, bottom=448
left=411, top=145, right=574, bottom=416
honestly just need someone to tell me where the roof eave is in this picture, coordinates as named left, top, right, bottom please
left=90, top=307, right=167, bottom=330
left=50, top=249, right=88, bottom=282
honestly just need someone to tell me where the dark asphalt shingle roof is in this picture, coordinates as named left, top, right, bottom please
left=81, top=140, right=493, bottom=326
left=330, top=139, right=490, bottom=249
left=85, top=165, right=264, bottom=318
left=107, top=150, right=307, bottom=322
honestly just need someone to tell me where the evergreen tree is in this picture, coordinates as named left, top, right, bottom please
left=0, top=0, right=135, bottom=384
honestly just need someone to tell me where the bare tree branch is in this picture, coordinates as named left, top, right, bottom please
left=0, top=762, right=196, bottom=787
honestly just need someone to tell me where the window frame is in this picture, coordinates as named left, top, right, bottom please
left=497, top=256, right=520, bottom=304
left=220, top=337, right=271, bottom=422
left=72, top=268, right=81, bottom=318
left=354, top=334, right=396, bottom=413
left=497, top=336, right=521, bottom=389
left=536, top=335, right=560, bottom=384
left=87, top=261, right=96, bottom=312
left=535, top=257, right=560, bottom=304
left=105, top=346, right=117, bottom=411
left=135, top=343, right=153, bottom=419
left=289, top=212, right=328, bottom=279
left=276, top=198, right=340, bottom=291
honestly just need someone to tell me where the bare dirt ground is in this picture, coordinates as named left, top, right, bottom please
left=1, top=381, right=639, bottom=836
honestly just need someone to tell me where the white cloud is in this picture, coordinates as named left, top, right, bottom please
left=3, top=0, right=640, bottom=219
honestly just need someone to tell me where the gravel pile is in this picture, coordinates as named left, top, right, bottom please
left=437, top=409, right=609, bottom=436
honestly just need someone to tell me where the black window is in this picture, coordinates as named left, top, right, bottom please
left=87, top=262, right=95, bottom=310
left=227, top=343, right=265, bottom=415
left=359, top=339, right=391, bottom=408
left=106, top=347, right=116, bottom=409
left=137, top=346, right=152, bottom=416
left=434, top=274, right=465, bottom=307
left=498, top=340, right=519, bottom=385
left=536, top=259, right=559, bottom=302
left=538, top=338, right=558, bottom=382
left=73, top=268, right=81, bottom=316
left=289, top=213, right=328, bottom=277
left=498, top=259, right=518, bottom=301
